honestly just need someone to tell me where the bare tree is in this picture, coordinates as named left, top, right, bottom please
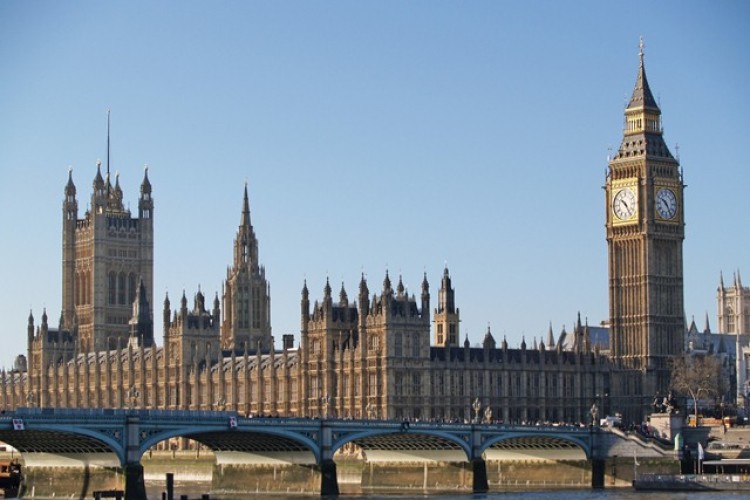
left=670, top=354, right=725, bottom=422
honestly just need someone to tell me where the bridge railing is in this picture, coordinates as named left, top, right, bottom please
left=6, top=407, right=241, bottom=422
left=1, top=409, right=600, bottom=436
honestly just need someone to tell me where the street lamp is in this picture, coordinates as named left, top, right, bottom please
left=484, top=405, right=493, bottom=424
left=127, top=385, right=140, bottom=410
left=590, top=402, right=599, bottom=427
left=472, top=398, right=481, bottom=423
left=26, top=391, right=35, bottom=408
left=320, top=395, right=330, bottom=419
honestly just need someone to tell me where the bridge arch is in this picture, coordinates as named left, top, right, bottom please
left=0, top=425, right=125, bottom=465
left=138, top=424, right=321, bottom=464
left=480, top=431, right=591, bottom=459
left=330, top=427, right=472, bottom=462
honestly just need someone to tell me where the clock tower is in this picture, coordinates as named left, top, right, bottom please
left=606, top=41, right=685, bottom=417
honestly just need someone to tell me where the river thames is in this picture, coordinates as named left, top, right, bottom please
left=144, top=481, right=748, bottom=500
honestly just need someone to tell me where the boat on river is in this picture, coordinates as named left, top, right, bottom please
left=0, top=459, right=21, bottom=497
left=633, top=472, right=750, bottom=491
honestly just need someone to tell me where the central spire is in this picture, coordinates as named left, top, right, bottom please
left=612, top=39, right=674, bottom=161
left=627, top=37, right=659, bottom=111
left=241, top=181, right=251, bottom=228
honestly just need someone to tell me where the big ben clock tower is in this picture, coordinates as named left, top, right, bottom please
left=606, top=40, right=685, bottom=417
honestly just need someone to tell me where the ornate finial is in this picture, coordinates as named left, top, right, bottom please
left=639, top=36, right=645, bottom=62
left=68, top=165, right=73, bottom=174
left=144, top=164, right=149, bottom=173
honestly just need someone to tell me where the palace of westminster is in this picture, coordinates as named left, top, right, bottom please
left=2, top=48, right=748, bottom=426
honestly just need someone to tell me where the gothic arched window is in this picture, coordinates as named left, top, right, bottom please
left=109, top=272, right=117, bottom=305
left=118, top=272, right=126, bottom=305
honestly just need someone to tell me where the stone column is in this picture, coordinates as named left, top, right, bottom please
left=319, top=421, right=339, bottom=496
left=124, top=415, right=147, bottom=499
left=471, top=426, right=488, bottom=493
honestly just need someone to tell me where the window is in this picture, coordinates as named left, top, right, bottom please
left=411, top=372, right=421, bottom=396
left=412, top=335, right=420, bottom=358
left=118, top=272, right=126, bottom=305
left=109, top=272, right=117, bottom=305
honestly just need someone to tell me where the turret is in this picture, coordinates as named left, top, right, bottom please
left=301, top=280, right=310, bottom=330
left=92, top=160, right=106, bottom=211
left=546, top=322, right=555, bottom=350
left=434, top=266, right=459, bottom=347
left=27, top=310, right=34, bottom=375
left=213, top=292, right=221, bottom=322
left=27, top=310, right=35, bottom=343
left=64, top=167, right=78, bottom=221
left=163, top=292, right=171, bottom=333
left=703, top=312, right=711, bottom=334
left=482, top=325, right=496, bottom=350
left=396, top=275, right=405, bottom=297
left=138, top=166, right=153, bottom=220
left=383, top=271, right=392, bottom=295
left=62, top=169, right=78, bottom=330
left=421, top=273, right=430, bottom=321
left=358, top=274, right=369, bottom=318
left=128, top=277, right=154, bottom=347
left=323, top=278, right=332, bottom=312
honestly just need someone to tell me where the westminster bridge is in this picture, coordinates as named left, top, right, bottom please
left=0, top=408, right=672, bottom=498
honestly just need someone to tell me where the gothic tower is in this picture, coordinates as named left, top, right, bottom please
left=61, top=164, right=154, bottom=351
left=433, top=266, right=460, bottom=347
left=221, top=184, right=272, bottom=352
left=606, top=41, right=684, bottom=415
left=718, top=271, right=750, bottom=334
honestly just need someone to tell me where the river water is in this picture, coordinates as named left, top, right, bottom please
left=145, top=481, right=748, bottom=500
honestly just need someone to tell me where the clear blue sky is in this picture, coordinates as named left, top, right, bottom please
left=1, top=1, right=748, bottom=367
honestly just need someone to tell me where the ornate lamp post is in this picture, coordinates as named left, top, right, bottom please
left=321, top=395, right=331, bottom=419
left=590, top=402, right=599, bottom=427
left=127, top=385, right=140, bottom=410
left=484, top=405, right=493, bottom=424
left=472, top=398, right=481, bottom=423
left=26, top=391, right=35, bottom=408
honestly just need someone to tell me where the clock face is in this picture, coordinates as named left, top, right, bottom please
left=613, top=187, right=637, bottom=220
left=656, top=187, right=677, bottom=219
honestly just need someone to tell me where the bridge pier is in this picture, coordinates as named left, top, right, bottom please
left=591, top=459, right=605, bottom=489
left=471, top=457, right=488, bottom=493
left=124, top=462, right=147, bottom=500
left=319, top=459, right=339, bottom=496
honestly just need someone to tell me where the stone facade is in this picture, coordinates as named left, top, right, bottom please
left=605, top=41, right=685, bottom=420
left=717, top=271, right=750, bottom=414
left=2, top=46, right=687, bottom=425
left=61, top=164, right=154, bottom=353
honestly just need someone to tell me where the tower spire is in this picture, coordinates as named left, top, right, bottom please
left=107, top=109, right=111, bottom=180
left=242, top=181, right=251, bottom=228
